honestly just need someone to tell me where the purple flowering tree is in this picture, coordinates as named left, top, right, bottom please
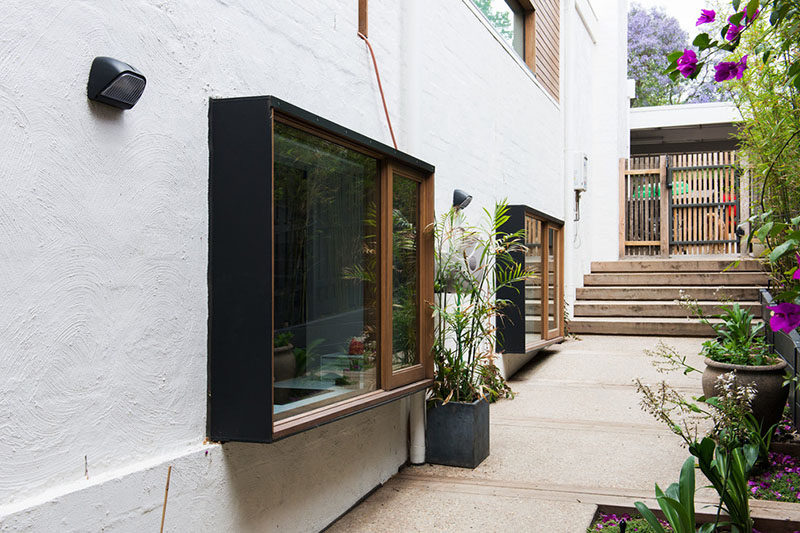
left=628, top=3, right=725, bottom=107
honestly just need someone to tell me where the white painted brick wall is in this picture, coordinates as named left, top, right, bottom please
left=0, top=0, right=624, bottom=530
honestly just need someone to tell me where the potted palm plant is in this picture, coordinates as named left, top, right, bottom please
left=426, top=200, right=532, bottom=468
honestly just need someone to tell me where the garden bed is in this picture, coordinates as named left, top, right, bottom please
left=587, top=504, right=799, bottom=532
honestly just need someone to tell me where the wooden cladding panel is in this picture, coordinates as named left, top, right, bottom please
left=531, top=0, right=559, bottom=100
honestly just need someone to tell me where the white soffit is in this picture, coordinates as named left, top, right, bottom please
left=630, top=102, right=742, bottom=130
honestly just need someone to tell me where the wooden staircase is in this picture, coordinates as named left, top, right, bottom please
left=569, top=258, right=767, bottom=336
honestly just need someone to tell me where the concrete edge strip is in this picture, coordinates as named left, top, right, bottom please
left=490, top=416, right=677, bottom=435
left=393, top=473, right=800, bottom=524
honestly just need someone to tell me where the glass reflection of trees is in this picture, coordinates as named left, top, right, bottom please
left=272, top=121, right=378, bottom=419
left=392, top=176, right=419, bottom=370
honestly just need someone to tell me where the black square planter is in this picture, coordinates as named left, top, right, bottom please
left=425, top=397, right=489, bottom=468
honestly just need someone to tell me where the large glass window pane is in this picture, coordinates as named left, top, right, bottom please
left=392, top=174, right=419, bottom=371
left=525, top=215, right=543, bottom=345
left=471, top=0, right=525, bottom=56
left=273, top=122, right=379, bottom=420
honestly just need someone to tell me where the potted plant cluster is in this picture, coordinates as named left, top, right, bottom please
left=425, top=200, right=531, bottom=468
left=682, top=298, right=789, bottom=433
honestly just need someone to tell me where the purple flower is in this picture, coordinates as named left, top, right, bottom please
left=793, top=253, right=800, bottom=280
left=715, top=61, right=739, bottom=81
left=768, top=302, right=800, bottom=333
left=697, top=9, right=716, bottom=25
left=743, top=8, right=760, bottom=24
left=726, top=21, right=743, bottom=40
left=735, top=55, right=748, bottom=79
left=726, top=8, right=759, bottom=40
left=677, top=49, right=699, bottom=77
left=714, top=56, right=748, bottom=81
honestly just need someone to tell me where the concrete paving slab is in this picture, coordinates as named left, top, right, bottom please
left=326, top=478, right=597, bottom=533
left=410, top=422, right=694, bottom=492
left=511, top=337, right=708, bottom=388
left=491, top=385, right=684, bottom=427
left=326, top=334, right=731, bottom=532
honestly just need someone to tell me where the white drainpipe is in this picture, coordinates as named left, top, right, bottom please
left=409, top=391, right=426, bottom=465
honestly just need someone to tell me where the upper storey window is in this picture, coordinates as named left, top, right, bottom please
left=470, top=0, right=561, bottom=101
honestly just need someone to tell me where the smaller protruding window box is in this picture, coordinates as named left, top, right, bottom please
left=495, top=205, right=564, bottom=356
left=208, top=96, right=435, bottom=442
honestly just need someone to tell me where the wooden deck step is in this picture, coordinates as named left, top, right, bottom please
left=525, top=317, right=559, bottom=334
left=576, top=285, right=762, bottom=301
left=584, top=272, right=767, bottom=287
left=590, top=258, right=762, bottom=273
left=525, top=286, right=556, bottom=299
left=570, top=258, right=766, bottom=336
left=573, top=300, right=760, bottom=318
left=526, top=300, right=555, bottom=315
left=568, top=316, right=718, bottom=337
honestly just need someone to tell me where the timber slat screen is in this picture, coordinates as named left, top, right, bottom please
left=669, top=152, right=739, bottom=255
left=619, top=151, right=740, bottom=257
left=620, top=155, right=664, bottom=257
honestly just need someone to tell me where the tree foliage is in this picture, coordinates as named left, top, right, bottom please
left=629, top=3, right=725, bottom=106
left=472, top=0, right=513, bottom=41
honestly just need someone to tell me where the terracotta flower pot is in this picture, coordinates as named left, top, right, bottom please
left=702, top=357, right=789, bottom=433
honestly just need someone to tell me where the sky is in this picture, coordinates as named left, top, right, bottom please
left=631, top=0, right=707, bottom=35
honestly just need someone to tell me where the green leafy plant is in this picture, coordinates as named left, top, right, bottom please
left=635, top=456, right=697, bottom=533
left=635, top=439, right=757, bottom=533
left=680, top=297, right=776, bottom=366
left=430, top=200, right=533, bottom=404
left=690, top=438, right=758, bottom=533
left=293, top=338, right=323, bottom=378
left=740, top=412, right=777, bottom=463
left=274, top=331, right=294, bottom=347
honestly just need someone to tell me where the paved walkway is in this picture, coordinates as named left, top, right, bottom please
left=328, top=335, right=710, bottom=532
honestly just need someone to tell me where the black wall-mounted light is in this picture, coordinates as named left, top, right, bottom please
left=87, top=57, right=146, bottom=110
left=453, top=189, right=472, bottom=210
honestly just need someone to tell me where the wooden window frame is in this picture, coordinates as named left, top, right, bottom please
left=540, top=221, right=564, bottom=341
left=517, top=0, right=536, bottom=70
left=208, top=96, right=435, bottom=443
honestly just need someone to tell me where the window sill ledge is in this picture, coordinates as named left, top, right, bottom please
left=272, top=379, right=433, bottom=440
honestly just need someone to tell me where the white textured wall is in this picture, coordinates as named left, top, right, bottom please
left=561, top=0, right=629, bottom=308
left=0, top=0, right=583, bottom=531
left=562, top=0, right=597, bottom=306
left=585, top=0, right=630, bottom=264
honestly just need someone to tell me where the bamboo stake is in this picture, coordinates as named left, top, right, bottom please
left=160, top=465, right=172, bottom=533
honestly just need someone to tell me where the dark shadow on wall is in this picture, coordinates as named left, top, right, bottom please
left=87, top=99, right=126, bottom=122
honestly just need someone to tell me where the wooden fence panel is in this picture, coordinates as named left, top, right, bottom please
left=669, top=151, right=738, bottom=256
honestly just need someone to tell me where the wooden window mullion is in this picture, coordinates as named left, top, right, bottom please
left=379, top=162, right=393, bottom=390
